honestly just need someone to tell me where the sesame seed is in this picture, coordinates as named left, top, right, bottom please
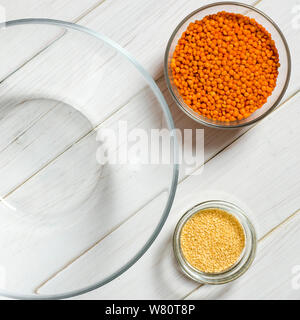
left=180, top=208, right=245, bottom=273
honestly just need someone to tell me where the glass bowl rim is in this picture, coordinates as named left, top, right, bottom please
left=0, top=18, right=179, bottom=300
left=173, top=200, right=257, bottom=284
left=164, top=1, right=292, bottom=129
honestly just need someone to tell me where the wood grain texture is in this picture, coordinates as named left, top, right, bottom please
left=40, top=92, right=300, bottom=298
left=0, top=0, right=102, bottom=81
left=0, top=0, right=298, bottom=299
left=35, top=0, right=296, bottom=297
left=0, top=0, right=102, bottom=21
left=0, top=87, right=176, bottom=293
left=0, top=0, right=254, bottom=294
left=1, top=0, right=293, bottom=194
left=257, top=0, right=300, bottom=99
left=186, top=210, right=300, bottom=300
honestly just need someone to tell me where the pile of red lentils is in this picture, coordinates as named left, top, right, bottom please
left=171, top=11, right=280, bottom=122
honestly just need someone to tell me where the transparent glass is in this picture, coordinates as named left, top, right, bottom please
left=0, top=19, right=179, bottom=299
left=173, top=200, right=257, bottom=284
left=164, top=2, right=291, bottom=128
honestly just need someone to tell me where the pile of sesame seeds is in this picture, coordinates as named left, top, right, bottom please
left=180, top=208, right=245, bottom=273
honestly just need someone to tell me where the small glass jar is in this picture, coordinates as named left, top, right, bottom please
left=173, top=200, right=257, bottom=284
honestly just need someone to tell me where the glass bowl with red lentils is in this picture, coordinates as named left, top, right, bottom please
left=164, top=2, right=291, bottom=128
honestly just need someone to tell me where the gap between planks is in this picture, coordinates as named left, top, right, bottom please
left=0, top=0, right=107, bottom=85
left=182, top=207, right=300, bottom=300
left=33, top=185, right=168, bottom=294
left=1, top=88, right=145, bottom=200
left=0, top=0, right=296, bottom=293
left=34, top=89, right=300, bottom=294
left=72, top=0, right=107, bottom=24
left=179, top=89, right=300, bottom=183
left=0, top=0, right=261, bottom=197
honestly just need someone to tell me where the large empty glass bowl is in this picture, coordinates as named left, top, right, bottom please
left=0, top=19, right=178, bottom=299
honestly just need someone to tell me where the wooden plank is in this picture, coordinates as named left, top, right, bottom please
left=0, top=0, right=297, bottom=297
left=0, top=0, right=294, bottom=195
left=38, top=0, right=300, bottom=298
left=257, top=0, right=299, bottom=99
left=1, top=0, right=296, bottom=168
left=186, top=211, right=300, bottom=300
left=0, top=0, right=256, bottom=200
left=38, top=92, right=300, bottom=297
left=0, top=0, right=102, bottom=80
left=0, top=0, right=101, bottom=21
left=78, top=0, right=254, bottom=78
left=0, top=0, right=257, bottom=202
left=0, top=99, right=95, bottom=196
left=0, top=83, right=176, bottom=293
left=77, top=0, right=298, bottom=99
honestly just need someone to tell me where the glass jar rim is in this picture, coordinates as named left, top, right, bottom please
left=173, top=200, right=257, bottom=284
left=164, top=1, right=291, bottom=129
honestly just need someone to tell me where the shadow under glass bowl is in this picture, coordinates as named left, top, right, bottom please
left=0, top=19, right=178, bottom=299
left=164, top=1, right=291, bottom=129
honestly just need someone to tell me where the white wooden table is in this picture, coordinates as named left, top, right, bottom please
left=0, top=0, right=299, bottom=300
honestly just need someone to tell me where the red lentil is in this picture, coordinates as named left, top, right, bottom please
left=171, top=11, right=280, bottom=122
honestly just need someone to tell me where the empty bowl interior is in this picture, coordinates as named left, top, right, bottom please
left=0, top=20, right=178, bottom=298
